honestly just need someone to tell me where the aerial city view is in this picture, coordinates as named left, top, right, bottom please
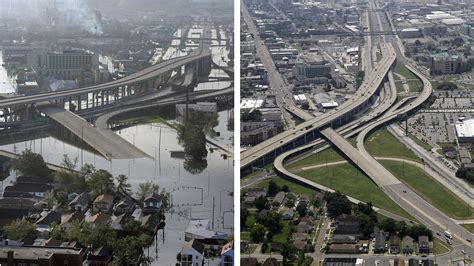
left=240, top=0, right=474, bottom=265
left=0, top=0, right=234, bottom=265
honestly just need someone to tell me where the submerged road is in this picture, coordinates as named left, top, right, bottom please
left=39, top=105, right=150, bottom=160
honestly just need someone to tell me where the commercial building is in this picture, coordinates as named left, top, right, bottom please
left=43, top=49, right=99, bottom=79
left=455, top=119, right=474, bottom=143
left=430, top=52, right=462, bottom=75
left=0, top=245, right=85, bottom=265
left=293, top=53, right=333, bottom=85
left=400, top=28, right=422, bottom=38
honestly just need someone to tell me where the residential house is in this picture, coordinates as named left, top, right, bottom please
left=220, top=240, right=234, bottom=266
left=291, top=233, right=307, bottom=242
left=418, top=235, right=430, bottom=254
left=333, top=215, right=362, bottom=238
left=60, top=211, right=84, bottom=231
left=35, top=210, right=61, bottom=231
left=110, top=214, right=127, bottom=231
left=408, top=259, right=419, bottom=266
left=181, top=239, right=205, bottom=266
left=374, top=230, right=386, bottom=253
left=89, top=212, right=110, bottom=227
left=68, top=192, right=90, bottom=212
left=114, top=196, right=136, bottom=215
left=185, top=219, right=228, bottom=241
left=389, top=235, right=401, bottom=254
left=293, top=240, right=306, bottom=251
left=272, top=191, right=285, bottom=206
left=143, top=193, right=162, bottom=214
left=402, top=236, right=414, bottom=254
left=85, top=246, right=113, bottom=266
left=281, top=207, right=294, bottom=220
left=323, top=258, right=357, bottom=266
left=93, top=194, right=114, bottom=213
left=297, top=221, right=312, bottom=234
left=299, top=194, right=309, bottom=205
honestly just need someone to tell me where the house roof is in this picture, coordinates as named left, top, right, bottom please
left=89, top=213, right=110, bottom=224
left=94, top=194, right=114, bottom=204
left=41, top=237, right=62, bottom=247
left=181, top=239, right=205, bottom=254
left=294, top=240, right=306, bottom=251
left=116, top=196, right=135, bottom=207
left=61, top=211, right=84, bottom=226
left=0, top=198, right=36, bottom=210
left=5, top=183, right=52, bottom=193
left=144, top=193, right=161, bottom=202
left=36, top=211, right=61, bottom=226
left=69, top=192, right=90, bottom=207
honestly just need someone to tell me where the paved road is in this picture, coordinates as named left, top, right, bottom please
left=0, top=48, right=210, bottom=109
left=241, top=1, right=312, bottom=126
left=241, top=43, right=397, bottom=168
left=39, top=105, right=149, bottom=160
left=388, top=124, right=474, bottom=204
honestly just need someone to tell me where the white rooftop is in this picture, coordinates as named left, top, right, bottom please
left=240, top=98, right=264, bottom=110
left=455, top=119, right=474, bottom=138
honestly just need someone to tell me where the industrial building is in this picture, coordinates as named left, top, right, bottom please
left=293, top=53, right=333, bottom=85
left=455, top=119, right=474, bottom=143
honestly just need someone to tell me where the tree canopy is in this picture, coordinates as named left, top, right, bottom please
left=12, top=149, right=50, bottom=177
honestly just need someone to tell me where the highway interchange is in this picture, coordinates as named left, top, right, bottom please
left=241, top=0, right=473, bottom=263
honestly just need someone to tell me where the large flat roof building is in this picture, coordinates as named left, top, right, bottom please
left=455, top=119, right=474, bottom=143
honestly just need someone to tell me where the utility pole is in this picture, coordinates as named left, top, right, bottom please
left=212, top=196, right=215, bottom=230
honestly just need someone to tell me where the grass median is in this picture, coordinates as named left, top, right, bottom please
left=366, top=128, right=422, bottom=163
left=296, top=163, right=412, bottom=220
left=380, top=160, right=474, bottom=220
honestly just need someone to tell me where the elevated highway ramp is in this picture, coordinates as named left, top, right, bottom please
left=38, top=105, right=149, bottom=160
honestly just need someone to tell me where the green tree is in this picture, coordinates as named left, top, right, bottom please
left=4, top=219, right=37, bottom=240
left=115, top=174, right=131, bottom=200
left=241, top=206, right=249, bottom=228
left=114, top=234, right=153, bottom=265
left=250, top=224, right=266, bottom=242
left=281, top=243, right=297, bottom=263
left=12, top=149, right=50, bottom=177
left=253, top=196, right=269, bottom=211
left=267, top=180, right=279, bottom=196
left=87, top=169, right=115, bottom=198
left=324, top=191, right=351, bottom=218
left=54, top=155, right=86, bottom=193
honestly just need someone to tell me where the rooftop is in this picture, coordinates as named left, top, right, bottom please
left=455, top=119, right=474, bottom=138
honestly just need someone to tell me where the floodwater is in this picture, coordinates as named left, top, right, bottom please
left=0, top=52, right=16, bottom=94
left=0, top=110, right=234, bottom=265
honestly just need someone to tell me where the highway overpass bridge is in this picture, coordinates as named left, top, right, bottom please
left=241, top=43, right=397, bottom=173
left=0, top=46, right=212, bottom=124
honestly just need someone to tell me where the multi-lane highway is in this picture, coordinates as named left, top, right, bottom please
left=0, top=46, right=211, bottom=109
left=241, top=1, right=312, bottom=127
left=241, top=43, right=397, bottom=169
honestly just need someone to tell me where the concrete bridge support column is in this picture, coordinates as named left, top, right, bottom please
left=86, top=93, right=89, bottom=109
left=101, top=91, right=105, bottom=106
left=68, top=97, right=72, bottom=111
left=77, top=95, right=82, bottom=111
left=105, top=91, right=109, bottom=105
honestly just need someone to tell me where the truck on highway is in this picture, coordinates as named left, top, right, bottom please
left=444, top=230, right=453, bottom=239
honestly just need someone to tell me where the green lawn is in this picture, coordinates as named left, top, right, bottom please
left=380, top=160, right=474, bottom=220
left=297, top=164, right=412, bottom=219
left=366, top=128, right=422, bottom=163
left=407, top=80, right=422, bottom=92
left=461, top=223, right=474, bottom=234
left=273, top=221, right=292, bottom=243
left=395, top=82, right=405, bottom=93
left=394, top=62, right=418, bottom=80
left=433, top=237, right=452, bottom=256
left=286, top=148, right=345, bottom=170
left=408, top=133, right=432, bottom=151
